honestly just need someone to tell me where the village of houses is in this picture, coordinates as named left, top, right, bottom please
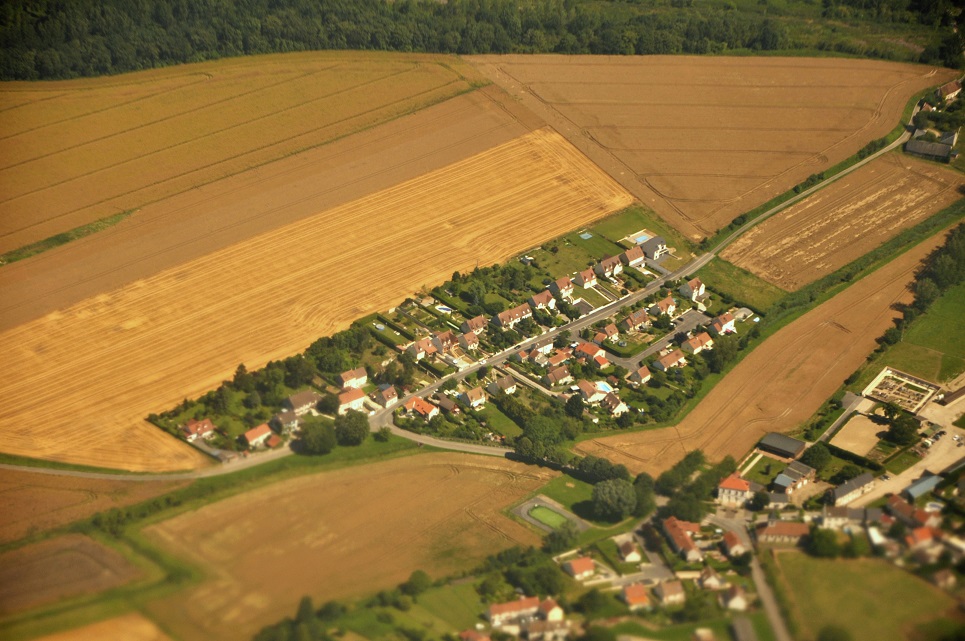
left=169, top=212, right=965, bottom=641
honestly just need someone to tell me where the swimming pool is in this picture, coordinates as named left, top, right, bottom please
left=634, top=233, right=652, bottom=244
left=435, top=305, right=453, bottom=314
left=596, top=381, right=614, bottom=393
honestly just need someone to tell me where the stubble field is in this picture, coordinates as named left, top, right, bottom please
left=144, top=453, right=554, bottom=641
left=0, top=128, right=632, bottom=471
left=0, top=469, right=187, bottom=544
left=576, top=227, right=953, bottom=475
left=0, top=51, right=485, bottom=252
left=31, top=613, right=173, bottom=641
left=470, top=55, right=956, bottom=239
left=0, top=534, right=142, bottom=617
left=722, top=153, right=964, bottom=290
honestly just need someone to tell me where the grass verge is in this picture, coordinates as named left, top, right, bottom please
left=0, top=210, right=134, bottom=266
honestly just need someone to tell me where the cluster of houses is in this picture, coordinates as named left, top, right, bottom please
left=905, top=80, right=962, bottom=163
left=471, top=595, right=569, bottom=641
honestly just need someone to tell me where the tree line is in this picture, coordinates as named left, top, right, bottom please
left=1, top=0, right=961, bottom=81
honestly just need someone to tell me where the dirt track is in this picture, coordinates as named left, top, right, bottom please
left=144, top=453, right=555, bottom=641
left=470, top=55, right=955, bottom=240
left=722, top=153, right=964, bottom=290
left=0, top=128, right=632, bottom=472
left=576, top=227, right=954, bottom=475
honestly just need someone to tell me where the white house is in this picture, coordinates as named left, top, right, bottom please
left=337, top=387, right=366, bottom=415
left=337, top=367, right=367, bottom=389
left=679, top=277, right=705, bottom=302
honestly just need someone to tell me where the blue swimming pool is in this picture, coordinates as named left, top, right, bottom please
left=596, top=381, right=614, bottom=393
left=634, top=233, right=652, bottom=244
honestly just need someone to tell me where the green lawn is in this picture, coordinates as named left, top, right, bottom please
left=773, top=552, right=955, bottom=641
left=476, top=404, right=522, bottom=437
left=696, top=258, right=786, bottom=314
left=406, top=581, right=485, bottom=630
left=743, top=456, right=785, bottom=486
left=588, top=205, right=691, bottom=252
left=577, top=286, right=610, bottom=308
left=529, top=505, right=570, bottom=529
left=611, top=611, right=775, bottom=641
left=884, top=450, right=922, bottom=475
left=538, top=475, right=595, bottom=511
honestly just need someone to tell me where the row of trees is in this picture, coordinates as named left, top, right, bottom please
left=3, top=0, right=960, bottom=81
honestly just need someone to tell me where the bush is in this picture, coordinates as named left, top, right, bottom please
left=334, top=410, right=369, bottom=446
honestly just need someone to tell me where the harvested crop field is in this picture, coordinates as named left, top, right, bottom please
left=31, top=613, right=173, bottom=641
left=830, top=415, right=886, bottom=457
left=0, top=128, right=632, bottom=471
left=144, top=453, right=554, bottom=641
left=0, top=469, right=186, bottom=544
left=722, top=153, right=964, bottom=290
left=470, top=55, right=955, bottom=239
left=576, top=227, right=954, bottom=475
left=0, top=534, right=141, bottom=617
left=0, top=51, right=485, bottom=252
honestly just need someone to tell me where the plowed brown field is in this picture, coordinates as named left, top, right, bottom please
left=0, top=469, right=186, bottom=544
left=470, top=55, right=956, bottom=240
left=576, top=227, right=954, bottom=475
left=144, top=453, right=554, bottom=641
left=0, top=51, right=484, bottom=252
left=0, top=534, right=141, bottom=616
left=0, top=128, right=632, bottom=471
left=722, top=153, right=964, bottom=290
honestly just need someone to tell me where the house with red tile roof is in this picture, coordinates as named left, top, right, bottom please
left=576, top=341, right=605, bottom=360
left=679, top=277, right=705, bottom=302
left=938, top=79, right=962, bottom=101
left=459, top=631, right=491, bottom=641
left=718, top=474, right=751, bottom=507
left=461, top=386, right=487, bottom=408
left=563, top=556, right=596, bottom=580
left=621, top=583, right=651, bottom=610
left=653, top=349, right=687, bottom=372
left=337, top=367, right=368, bottom=389
left=432, top=330, right=460, bottom=354
left=547, top=349, right=572, bottom=367
left=266, top=434, right=283, bottom=449
left=487, top=596, right=540, bottom=626
left=243, top=423, right=272, bottom=449
left=544, top=366, right=573, bottom=387
left=493, top=303, right=533, bottom=329
left=374, top=385, right=398, bottom=408
left=594, top=256, right=624, bottom=278
left=620, top=245, right=646, bottom=268
left=404, top=396, right=439, bottom=421
left=550, top=276, right=574, bottom=299
left=662, top=516, right=703, bottom=562
left=709, top=312, right=736, bottom=335
left=682, top=332, right=714, bottom=355
left=906, top=527, right=937, bottom=549
left=756, top=521, right=809, bottom=544
left=337, top=387, right=366, bottom=415
left=649, top=296, right=676, bottom=317
left=574, top=268, right=597, bottom=288
left=459, top=331, right=479, bottom=351
left=461, top=315, right=488, bottom=335
left=538, top=598, right=564, bottom=622
left=722, top=530, right=747, bottom=558
left=181, top=418, right=217, bottom=442
left=577, top=380, right=606, bottom=404
left=887, top=495, right=942, bottom=529
left=530, top=289, right=557, bottom=311
left=407, top=337, right=438, bottom=361
left=629, top=365, right=652, bottom=386
left=619, top=309, right=650, bottom=332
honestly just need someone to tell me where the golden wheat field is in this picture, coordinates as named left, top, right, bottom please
left=144, top=453, right=553, bottom=641
left=0, top=51, right=484, bottom=252
left=0, top=128, right=632, bottom=471
left=471, top=55, right=957, bottom=239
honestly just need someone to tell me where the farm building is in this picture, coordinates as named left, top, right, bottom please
left=758, top=433, right=806, bottom=459
left=336, top=367, right=367, bottom=389
left=621, top=583, right=651, bottom=610
left=662, top=516, right=703, bottom=562
left=284, top=390, right=321, bottom=415
left=903, top=474, right=943, bottom=502
left=756, top=521, right=809, bottom=545
left=773, top=460, right=816, bottom=494
left=830, top=472, right=876, bottom=506
left=904, top=139, right=955, bottom=162
left=337, top=388, right=366, bottom=415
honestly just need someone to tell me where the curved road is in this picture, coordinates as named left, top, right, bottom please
left=0, top=122, right=914, bottom=483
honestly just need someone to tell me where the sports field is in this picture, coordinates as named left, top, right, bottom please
left=0, top=127, right=630, bottom=471
left=772, top=551, right=955, bottom=641
left=722, top=153, right=964, bottom=290
left=144, top=453, right=554, bottom=641
left=0, top=51, right=484, bottom=252
left=0, top=469, right=186, bottom=544
left=576, top=227, right=954, bottom=474
left=470, top=55, right=955, bottom=239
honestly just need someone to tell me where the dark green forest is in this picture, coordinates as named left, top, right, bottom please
left=0, top=0, right=962, bottom=81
